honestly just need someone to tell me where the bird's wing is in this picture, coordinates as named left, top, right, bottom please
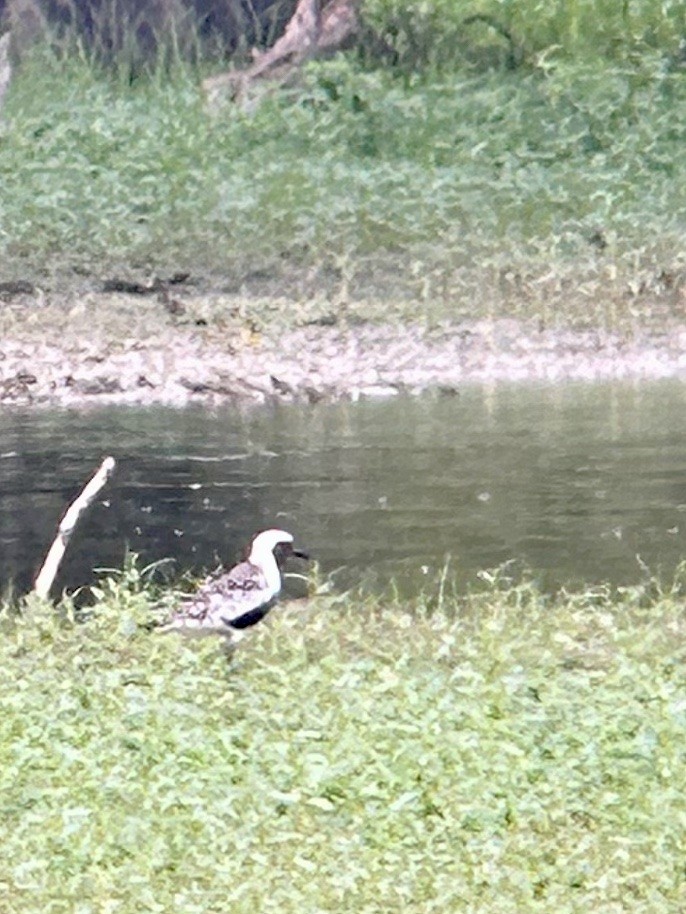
left=171, top=561, right=273, bottom=630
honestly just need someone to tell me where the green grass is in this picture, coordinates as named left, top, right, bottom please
left=1, top=48, right=685, bottom=330
left=362, top=0, right=686, bottom=70
left=3, top=565, right=686, bottom=912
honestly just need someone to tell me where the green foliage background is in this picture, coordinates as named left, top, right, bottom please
left=362, top=0, right=685, bottom=69
left=0, top=0, right=684, bottom=326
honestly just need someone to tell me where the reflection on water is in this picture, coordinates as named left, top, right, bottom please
left=2, top=380, right=686, bottom=596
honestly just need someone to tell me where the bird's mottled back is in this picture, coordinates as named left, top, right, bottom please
left=157, top=528, right=307, bottom=638
left=179, top=560, right=270, bottom=623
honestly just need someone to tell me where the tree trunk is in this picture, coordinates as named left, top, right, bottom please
left=203, top=0, right=360, bottom=108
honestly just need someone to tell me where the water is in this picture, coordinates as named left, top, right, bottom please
left=2, top=380, right=686, bottom=597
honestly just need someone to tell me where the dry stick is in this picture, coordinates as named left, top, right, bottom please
left=34, top=456, right=116, bottom=601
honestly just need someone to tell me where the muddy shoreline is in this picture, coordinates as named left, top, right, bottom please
left=2, top=295, right=686, bottom=409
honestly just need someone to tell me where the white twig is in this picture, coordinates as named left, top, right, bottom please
left=34, top=456, right=116, bottom=601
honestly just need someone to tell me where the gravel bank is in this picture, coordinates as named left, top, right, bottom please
left=3, top=315, right=686, bottom=409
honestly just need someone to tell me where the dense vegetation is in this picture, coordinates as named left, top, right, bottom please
left=3, top=566, right=686, bottom=912
left=0, top=0, right=684, bottom=327
left=2, top=6, right=686, bottom=906
left=363, top=0, right=685, bottom=69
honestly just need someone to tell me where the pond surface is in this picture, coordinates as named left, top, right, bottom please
left=2, top=381, right=686, bottom=598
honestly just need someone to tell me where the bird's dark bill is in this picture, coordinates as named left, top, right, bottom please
left=274, top=542, right=310, bottom=562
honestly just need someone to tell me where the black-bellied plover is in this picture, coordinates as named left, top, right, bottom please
left=159, top=528, right=309, bottom=637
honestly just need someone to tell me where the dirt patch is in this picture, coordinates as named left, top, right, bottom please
left=2, top=290, right=686, bottom=409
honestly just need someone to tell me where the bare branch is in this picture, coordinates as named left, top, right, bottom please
left=34, top=456, right=116, bottom=601
left=203, top=0, right=361, bottom=108
left=0, top=32, right=12, bottom=114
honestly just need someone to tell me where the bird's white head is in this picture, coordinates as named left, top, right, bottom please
left=248, top=528, right=295, bottom=565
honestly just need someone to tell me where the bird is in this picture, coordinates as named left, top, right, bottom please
left=158, top=528, right=309, bottom=637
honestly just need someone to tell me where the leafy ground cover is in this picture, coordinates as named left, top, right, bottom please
left=2, top=565, right=686, bottom=912
left=1, top=47, right=685, bottom=332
